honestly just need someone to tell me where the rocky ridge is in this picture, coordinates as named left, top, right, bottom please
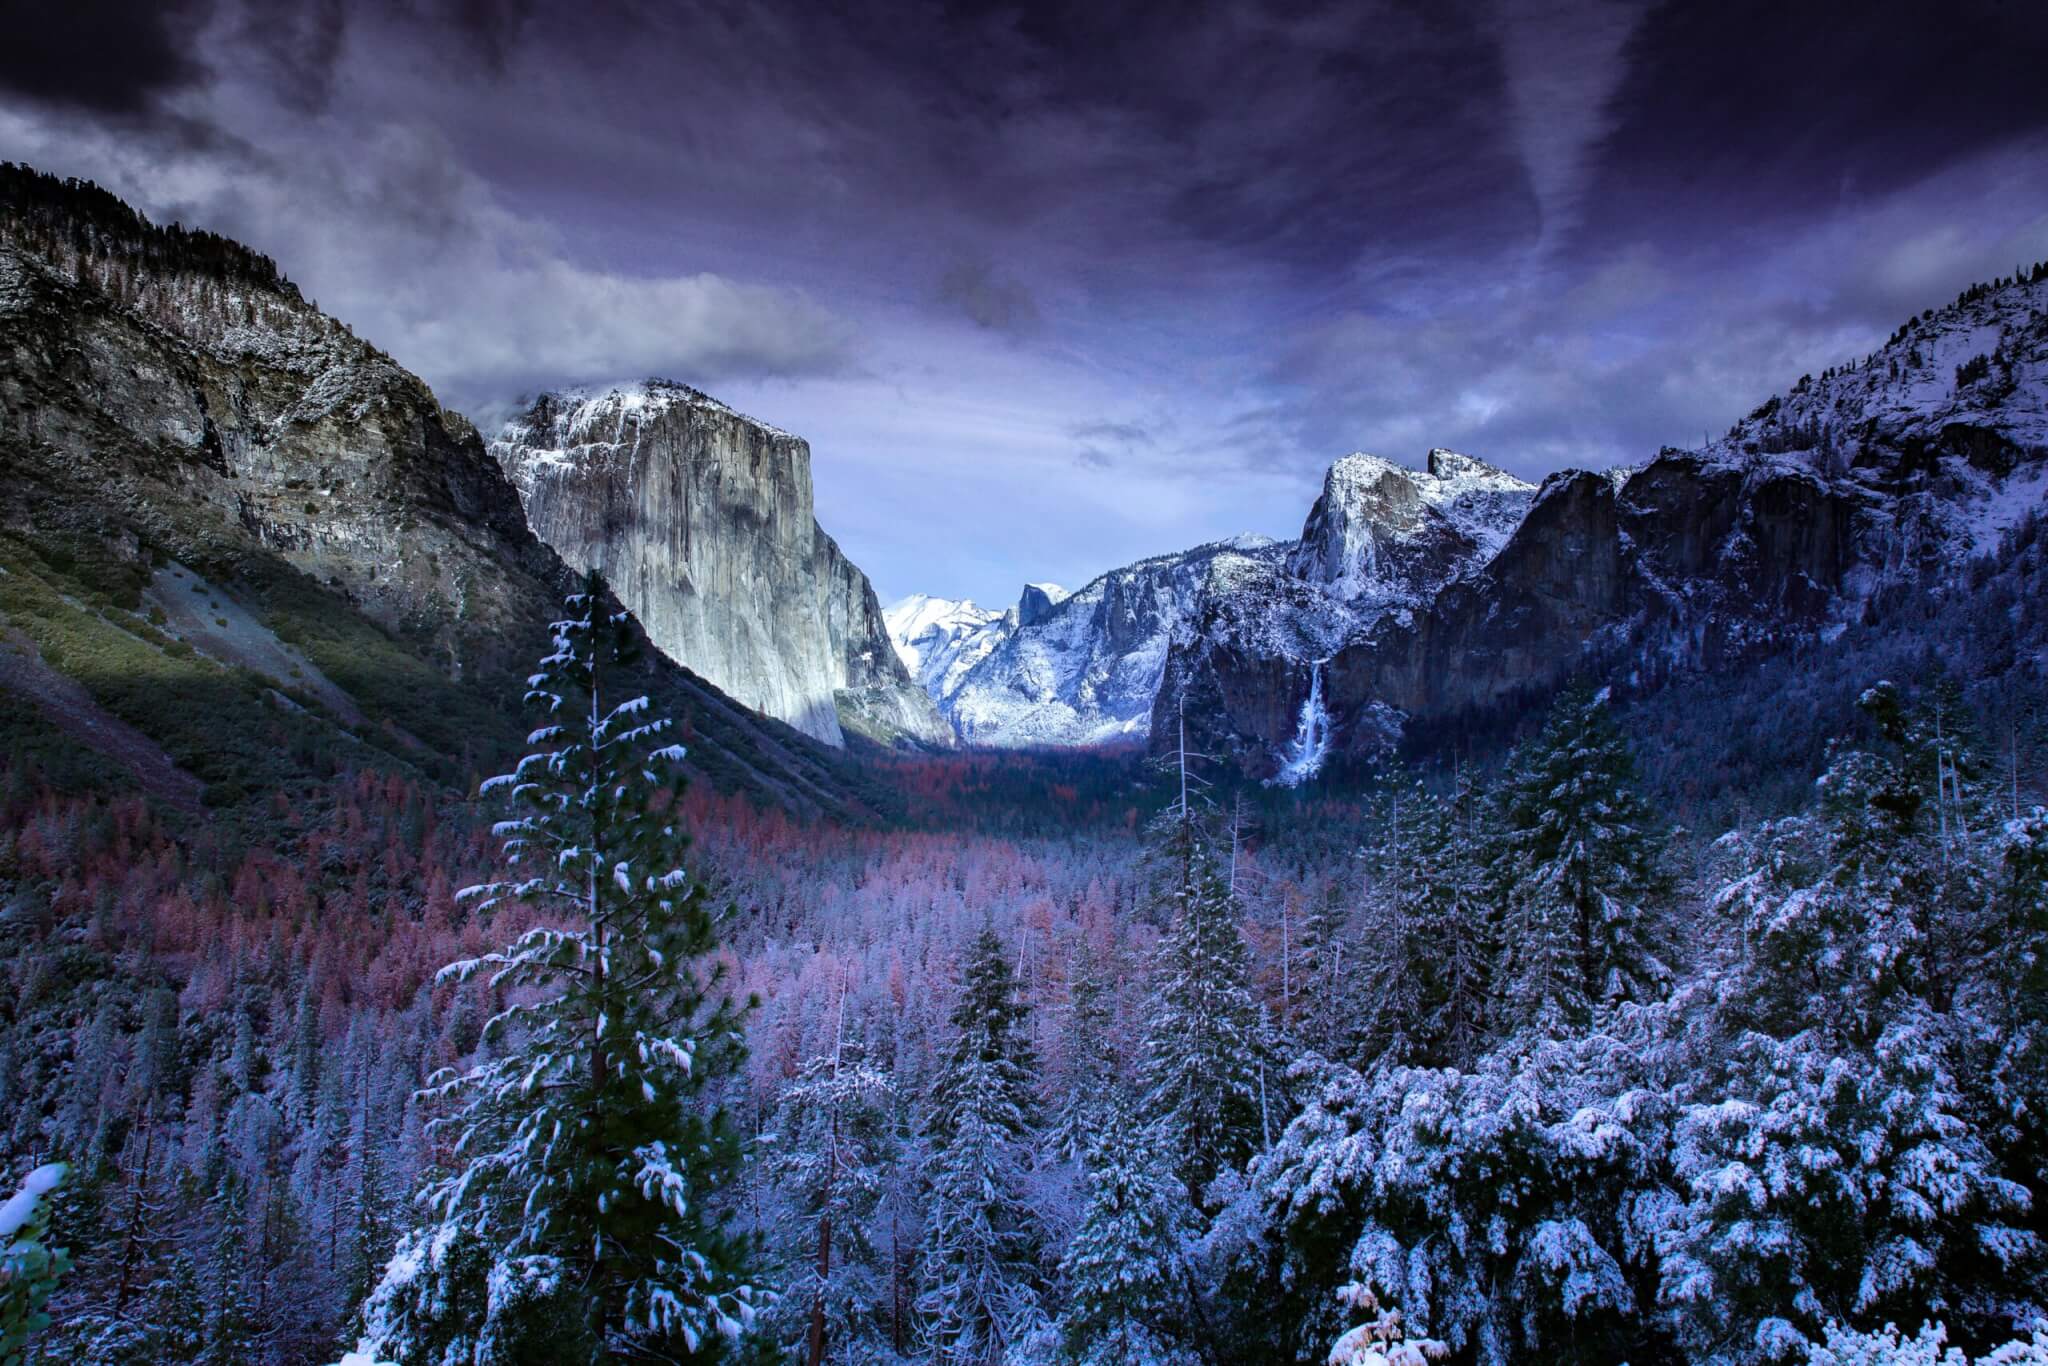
left=1178, top=269, right=2048, bottom=776
left=892, top=450, right=1533, bottom=751
left=0, top=164, right=891, bottom=818
left=893, top=270, right=2048, bottom=779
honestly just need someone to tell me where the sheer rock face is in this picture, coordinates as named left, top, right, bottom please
left=1284, top=449, right=1533, bottom=605
left=491, top=382, right=949, bottom=748
left=0, top=168, right=901, bottom=821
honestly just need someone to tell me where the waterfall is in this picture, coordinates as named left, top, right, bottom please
left=1270, top=659, right=1331, bottom=787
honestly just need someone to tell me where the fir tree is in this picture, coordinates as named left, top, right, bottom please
left=919, top=927, right=1044, bottom=1365
left=1356, top=775, right=1493, bottom=1069
left=202, top=1172, right=257, bottom=1366
left=1492, top=687, right=1670, bottom=1035
left=152, top=1253, right=209, bottom=1362
left=1056, top=1092, right=1196, bottom=1366
left=1049, top=942, right=1117, bottom=1164
left=1290, top=882, right=1352, bottom=1061
left=1139, top=808, right=1273, bottom=1205
left=765, top=1023, right=898, bottom=1366
left=360, top=575, right=757, bottom=1364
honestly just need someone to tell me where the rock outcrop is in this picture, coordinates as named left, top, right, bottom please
left=896, top=451, right=1530, bottom=754
left=492, top=382, right=949, bottom=749
left=0, top=164, right=891, bottom=819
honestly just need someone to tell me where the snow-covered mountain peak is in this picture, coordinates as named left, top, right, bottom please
left=497, top=378, right=795, bottom=470
left=1287, top=449, right=1530, bottom=602
left=884, top=593, right=1010, bottom=703
left=1420, top=448, right=1536, bottom=501
left=885, top=594, right=999, bottom=665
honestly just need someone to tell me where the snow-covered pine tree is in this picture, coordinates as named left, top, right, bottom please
left=1659, top=732, right=2034, bottom=1362
left=1290, top=882, right=1353, bottom=1061
left=1986, top=806, right=2048, bottom=1193
left=919, top=926, right=1044, bottom=1365
left=1049, top=941, right=1117, bottom=1164
left=1139, top=804, right=1274, bottom=1206
left=1353, top=782, right=1435, bottom=1069
left=765, top=1022, right=898, bottom=1365
left=1056, top=1091, right=1196, bottom=1366
left=202, top=1171, right=257, bottom=1366
left=358, top=574, right=757, bottom=1364
left=151, top=1253, right=209, bottom=1363
left=1355, top=775, right=1494, bottom=1070
left=1435, top=765, right=1497, bottom=1068
left=1492, top=686, right=1670, bottom=1036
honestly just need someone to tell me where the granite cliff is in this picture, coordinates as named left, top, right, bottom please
left=0, top=164, right=891, bottom=818
left=492, top=382, right=949, bottom=749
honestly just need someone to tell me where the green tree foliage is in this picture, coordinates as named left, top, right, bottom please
left=0, top=1164, right=69, bottom=1366
left=1056, top=1092, right=1196, bottom=1366
left=764, top=1028, right=899, bottom=1365
left=1139, top=808, right=1274, bottom=1205
left=919, top=926, right=1044, bottom=1365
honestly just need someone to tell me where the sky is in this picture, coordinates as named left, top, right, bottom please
left=4, top=1, right=2048, bottom=609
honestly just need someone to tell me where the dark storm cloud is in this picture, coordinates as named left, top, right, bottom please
left=1587, top=0, right=2048, bottom=244
left=227, top=0, right=351, bottom=115
left=438, top=0, right=538, bottom=73
left=0, top=0, right=214, bottom=115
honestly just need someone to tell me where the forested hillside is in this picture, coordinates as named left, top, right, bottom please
left=7, top=509, right=2047, bottom=1363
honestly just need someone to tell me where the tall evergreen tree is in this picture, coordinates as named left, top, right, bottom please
left=1492, top=687, right=1670, bottom=1035
left=1049, top=942, right=1117, bottom=1164
left=359, top=575, right=757, bottom=1364
left=202, top=1172, right=257, bottom=1366
left=1056, top=1092, right=1196, bottom=1366
left=765, top=1024, right=898, bottom=1365
left=1355, top=776, right=1494, bottom=1069
left=1290, top=882, right=1352, bottom=1061
left=919, top=926, right=1044, bottom=1365
left=1139, top=809, right=1273, bottom=1205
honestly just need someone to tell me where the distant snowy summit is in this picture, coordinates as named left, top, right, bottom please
left=894, top=267, right=2048, bottom=779
left=884, top=593, right=1010, bottom=699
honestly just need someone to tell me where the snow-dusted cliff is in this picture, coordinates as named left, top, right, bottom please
left=491, top=381, right=950, bottom=748
left=894, top=270, right=2048, bottom=775
left=890, top=450, right=1528, bottom=750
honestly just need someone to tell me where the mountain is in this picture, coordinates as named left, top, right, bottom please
left=1176, top=268, right=2048, bottom=777
left=0, top=164, right=894, bottom=820
left=891, top=536, right=1272, bottom=746
left=891, top=271, right=2048, bottom=780
left=1285, top=448, right=1535, bottom=601
left=489, top=382, right=948, bottom=749
left=893, top=450, right=1532, bottom=751
left=884, top=593, right=1008, bottom=696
